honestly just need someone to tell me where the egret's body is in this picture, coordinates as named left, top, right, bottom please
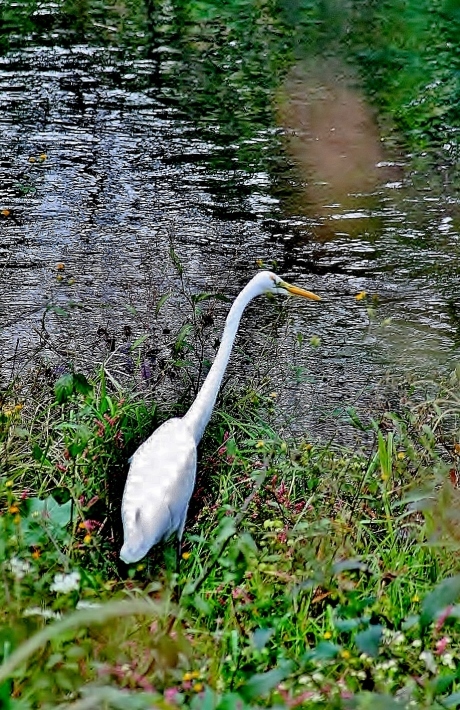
left=120, top=271, right=320, bottom=564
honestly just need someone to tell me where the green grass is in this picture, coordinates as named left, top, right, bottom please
left=2, top=364, right=460, bottom=709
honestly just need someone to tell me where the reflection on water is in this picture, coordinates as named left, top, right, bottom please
left=276, top=60, right=388, bottom=235
left=1, top=44, right=460, bottom=440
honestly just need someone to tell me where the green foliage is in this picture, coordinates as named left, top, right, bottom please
left=3, top=368, right=460, bottom=707
left=346, top=0, right=460, bottom=154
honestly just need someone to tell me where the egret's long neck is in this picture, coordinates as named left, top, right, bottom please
left=183, top=279, right=261, bottom=443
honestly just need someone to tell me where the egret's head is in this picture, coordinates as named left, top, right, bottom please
left=258, top=271, right=321, bottom=301
left=120, top=494, right=175, bottom=564
left=120, top=504, right=158, bottom=564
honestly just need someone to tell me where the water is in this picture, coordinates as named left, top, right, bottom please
left=1, top=40, right=460, bottom=440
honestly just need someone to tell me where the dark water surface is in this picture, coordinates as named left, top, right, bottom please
left=1, top=44, right=460, bottom=438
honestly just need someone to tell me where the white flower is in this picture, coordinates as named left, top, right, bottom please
left=375, top=659, right=398, bottom=672
left=309, top=693, right=323, bottom=703
left=412, top=639, right=422, bottom=648
left=419, top=651, right=437, bottom=674
left=441, top=653, right=456, bottom=670
left=299, top=675, right=312, bottom=685
left=9, top=557, right=31, bottom=580
left=392, top=632, right=405, bottom=646
left=50, top=571, right=81, bottom=594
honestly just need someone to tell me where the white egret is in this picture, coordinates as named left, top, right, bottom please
left=120, top=271, right=320, bottom=563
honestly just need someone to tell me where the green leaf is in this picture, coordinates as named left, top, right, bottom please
left=443, top=691, right=460, bottom=708
left=174, top=323, right=192, bottom=353
left=155, top=292, right=171, bottom=316
left=354, top=693, right=404, bottom=709
left=51, top=305, right=69, bottom=318
left=130, top=334, right=149, bottom=350
left=334, top=617, right=362, bottom=632
left=420, top=575, right=460, bottom=629
left=401, top=614, right=419, bottom=630
left=55, top=373, right=74, bottom=403
left=68, top=441, right=86, bottom=457
left=169, top=247, right=183, bottom=275
left=190, top=687, right=217, bottom=710
left=333, top=559, right=370, bottom=575
left=355, top=624, right=383, bottom=658
left=241, top=660, right=294, bottom=700
left=226, top=438, right=238, bottom=457
left=215, top=516, right=237, bottom=544
left=31, top=444, right=47, bottom=463
left=0, top=679, right=12, bottom=709
left=22, top=526, right=45, bottom=547
left=252, top=627, right=274, bottom=651
left=73, top=372, right=92, bottom=396
left=191, top=292, right=231, bottom=304
left=303, top=641, right=341, bottom=662
left=429, top=672, right=456, bottom=695
left=193, top=594, right=212, bottom=615
left=29, top=496, right=73, bottom=528
left=216, top=693, right=250, bottom=710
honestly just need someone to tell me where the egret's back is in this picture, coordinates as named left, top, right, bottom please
left=120, top=418, right=197, bottom=563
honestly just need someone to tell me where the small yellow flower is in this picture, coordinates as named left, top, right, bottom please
left=355, top=291, right=367, bottom=301
left=1, top=209, right=10, bottom=216
left=9, top=505, right=20, bottom=514
left=78, top=522, right=87, bottom=529
left=193, top=682, right=204, bottom=693
left=269, top=392, right=278, bottom=399
left=14, top=403, right=23, bottom=411
left=256, top=440, right=264, bottom=449
left=183, top=672, right=193, bottom=682
left=13, top=514, right=21, bottom=524
left=182, top=551, right=191, bottom=560
left=341, top=650, right=351, bottom=660
left=83, top=534, right=92, bottom=544
left=39, top=153, right=47, bottom=161
left=256, top=258, right=264, bottom=267
left=323, top=630, right=332, bottom=639
left=56, top=262, right=65, bottom=271
left=411, top=594, right=420, bottom=603
left=32, top=550, right=41, bottom=559
left=5, top=480, right=13, bottom=488
left=397, top=451, right=405, bottom=460
left=28, top=156, right=36, bottom=163
left=136, top=563, right=145, bottom=571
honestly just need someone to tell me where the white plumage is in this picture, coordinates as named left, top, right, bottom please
left=120, top=271, right=320, bottom=564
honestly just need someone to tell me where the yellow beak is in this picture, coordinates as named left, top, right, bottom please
left=280, top=280, right=321, bottom=301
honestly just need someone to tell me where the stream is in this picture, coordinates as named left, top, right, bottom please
left=1, top=15, right=460, bottom=441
